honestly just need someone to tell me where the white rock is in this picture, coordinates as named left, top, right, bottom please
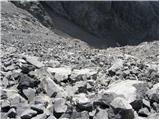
left=101, top=80, right=147, bottom=103
left=24, top=55, right=44, bottom=68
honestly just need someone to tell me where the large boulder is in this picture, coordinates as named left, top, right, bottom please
left=101, top=80, right=148, bottom=103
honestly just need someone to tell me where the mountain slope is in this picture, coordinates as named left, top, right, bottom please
left=0, top=1, right=159, bottom=119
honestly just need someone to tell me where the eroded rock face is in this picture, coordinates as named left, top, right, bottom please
left=12, top=1, right=158, bottom=47
left=42, top=1, right=158, bottom=46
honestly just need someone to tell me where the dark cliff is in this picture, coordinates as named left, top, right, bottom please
left=12, top=1, right=159, bottom=47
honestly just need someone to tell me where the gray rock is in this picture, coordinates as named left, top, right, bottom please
left=147, top=83, right=159, bottom=103
left=3, top=60, right=12, bottom=67
left=24, top=55, right=44, bottom=68
left=41, top=77, right=66, bottom=97
left=47, top=115, right=56, bottom=119
left=130, top=100, right=143, bottom=112
left=29, top=67, right=52, bottom=82
left=4, top=65, right=15, bottom=72
left=31, top=104, right=44, bottom=114
left=17, top=74, right=40, bottom=90
left=47, top=59, right=60, bottom=68
left=47, top=67, right=71, bottom=82
left=7, top=108, right=17, bottom=118
left=110, top=97, right=135, bottom=119
left=31, top=113, right=47, bottom=119
left=64, top=85, right=78, bottom=97
left=71, top=110, right=89, bottom=119
left=89, top=109, right=96, bottom=118
left=94, top=92, right=117, bottom=107
left=1, top=100, right=10, bottom=112
left=21, top=64, right=35, bottom=74
left=110, top=97, right=132, bottom=109
left=31, top=94, right=52, bottom=108
left=72, top=93, right=90, bottom=105
left=152, top=102, right=159, bottom=112
left=53, top=98, right=67, bottom=113
left=73, top=93, right=93, bottom=111
left=70, top=68, right=97, bottom=82
left=94, top=108, right=108, bottom=119
left=108, top=59, right=124, bottom=76
left=20, top=109, right=37, bottom=119
left=2, top=77, right=9, bottom=88
left=142, top=99, right=151, bottom=111
left=138, top=107, right=150, bottom=117
left=148, top=113, right=159, bottom=119
left=9, top=93, right=27, bottom=106
left=23, top=88, right=36, bottom=101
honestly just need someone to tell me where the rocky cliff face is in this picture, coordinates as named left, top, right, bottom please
left=12, top=1, right=159, bottom=47
left=42, top=1, right=159, bottom=46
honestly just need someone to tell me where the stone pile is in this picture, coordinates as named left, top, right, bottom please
left=0, top=52, right=159, bottom=119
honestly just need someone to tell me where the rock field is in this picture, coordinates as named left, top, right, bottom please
left=0, top=1, right=159, bottom=119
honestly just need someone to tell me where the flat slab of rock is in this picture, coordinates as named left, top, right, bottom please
left=70, top=68, right=97, bottom=81
left=23, top=55, right=44, bottom=68
left=102, top=80, right=148, bottom=103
